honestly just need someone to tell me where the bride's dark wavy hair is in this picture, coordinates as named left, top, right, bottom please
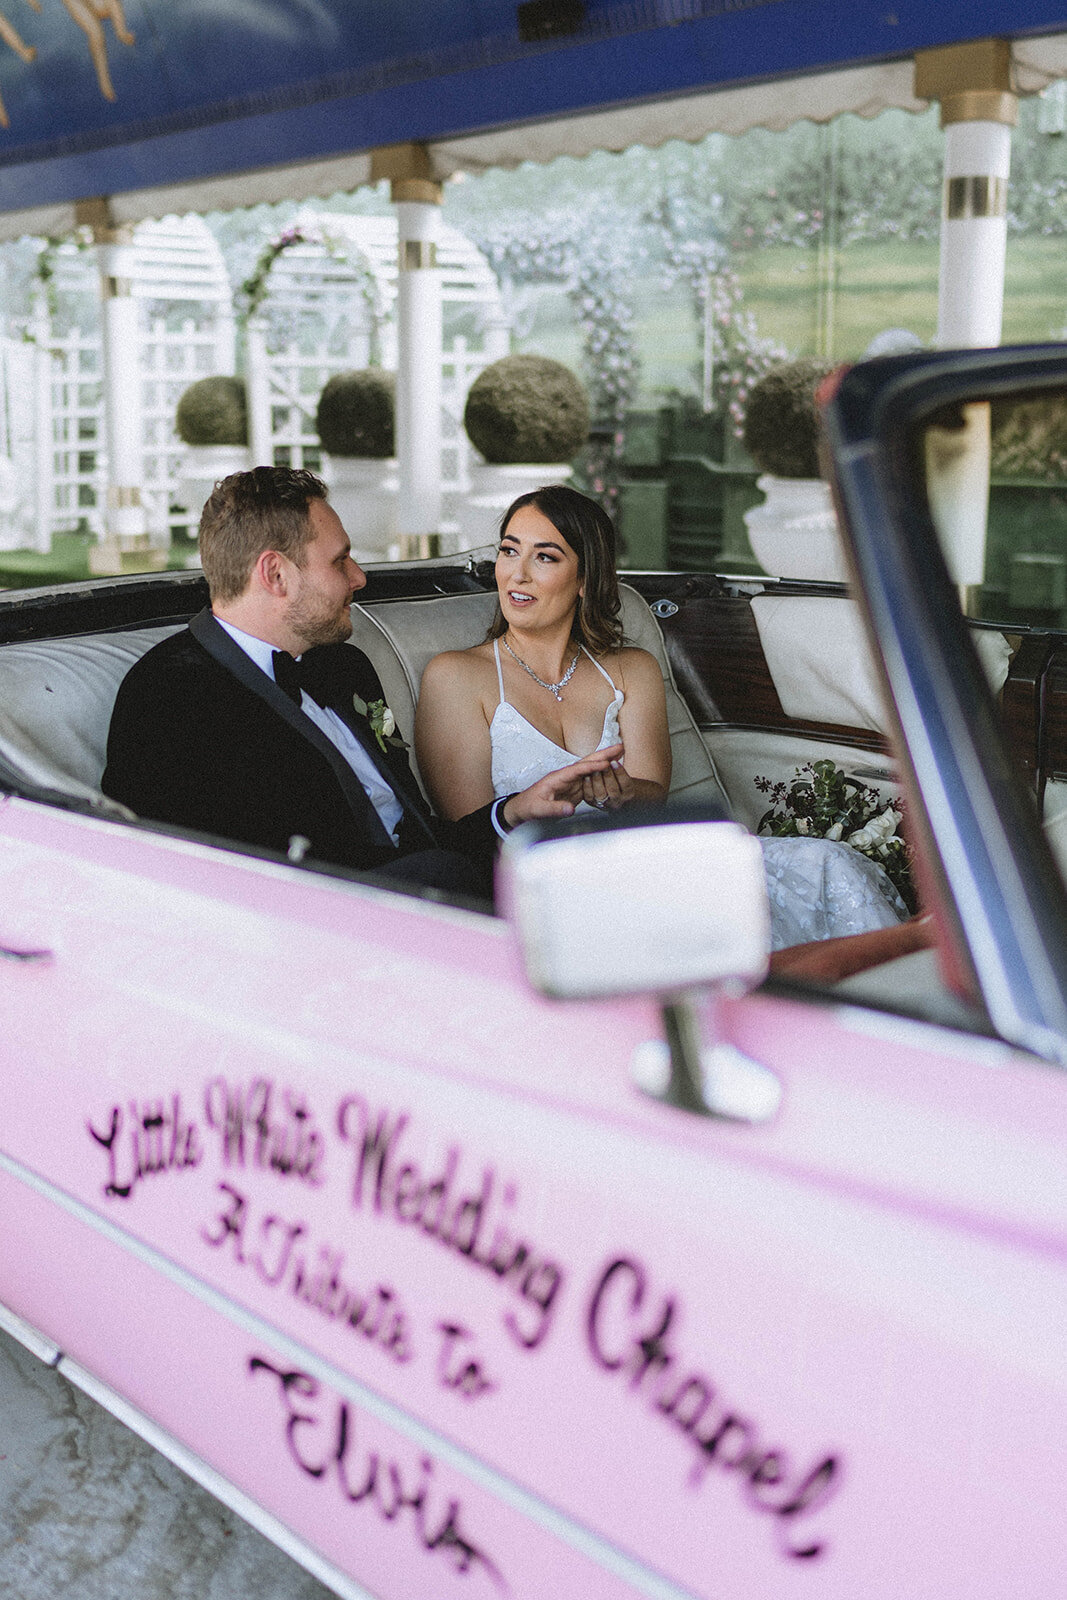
left=487, top=484, right=624, bottom=656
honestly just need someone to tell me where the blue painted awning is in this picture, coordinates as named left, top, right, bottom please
left=0, top=1, right=1065, bottom=231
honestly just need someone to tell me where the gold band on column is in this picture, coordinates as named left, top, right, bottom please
left=944, top=175, right=1008, bottom=220
left=400, top=240, right=438, bottom=271
left=398, top=533, right=441, bottom=561
left=107, top=485, right=142, bottom=509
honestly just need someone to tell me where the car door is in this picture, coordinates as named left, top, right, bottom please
left=3, top=346, right=1067, bottom=1600
left=1, top=779, right=1065, bottom=1600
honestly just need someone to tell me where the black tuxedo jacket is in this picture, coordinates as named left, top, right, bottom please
left=102, top=610, right=497, bottom=876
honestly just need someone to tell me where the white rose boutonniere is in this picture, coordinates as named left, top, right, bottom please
left=352, top=694, right=407, bottom=754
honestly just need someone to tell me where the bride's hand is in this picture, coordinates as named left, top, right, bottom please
left=503, top=745, right=624, bottom=825
left=581, top=756, right=636, bottom=811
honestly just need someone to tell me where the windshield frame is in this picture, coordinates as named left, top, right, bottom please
left=825, top=345, right=1067, bottom=1065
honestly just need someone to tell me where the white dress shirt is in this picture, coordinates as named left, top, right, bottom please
left=216, top=619, right=404, bottom=842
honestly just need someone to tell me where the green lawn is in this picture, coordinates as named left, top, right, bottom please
left=1002, top=235, right=1067, bottom=345
left=0, top=531, right=96, bottom=588
left=737, top=235, right=1067, bottom=358
left=517, top=235, right=1067, bottom=406
left=735, top=240, right=940, bottom=357
left=0, top=530, right=197, bottom=590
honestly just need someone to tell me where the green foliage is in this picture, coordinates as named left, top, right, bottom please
left=756, top=759, right=916, bottom=913
left=469, top=212, right=639, bottom=427
left=1006, top=97, right=1067, bottom=237
left=741, top=358, right=834, bottom=478
left=315, top=369, right=395, bottom=458
left=991, top=393, right=1067, bottom=482
left=647, top=193, right=787, bottom=431
left=717, top=111, right=943, bottom=252
left=464, top=354, right=589, bottom=464
left=175, top=375, right=248, bottom=446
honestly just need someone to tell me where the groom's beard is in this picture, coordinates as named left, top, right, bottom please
left=284, top=589, right=354, bottom=651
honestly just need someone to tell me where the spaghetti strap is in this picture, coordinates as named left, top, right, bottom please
left=492, top=637, right=507, bottom=704
left=582, top=645, right=619, bottom=693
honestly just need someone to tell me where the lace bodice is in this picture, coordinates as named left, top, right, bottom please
left=489, top=640, right=623, bottom=804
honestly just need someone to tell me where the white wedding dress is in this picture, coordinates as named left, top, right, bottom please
left=489, top=640, right=908, bottom=950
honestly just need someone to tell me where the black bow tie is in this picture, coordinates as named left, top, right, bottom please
left=272, top=650, right=330, bottom=709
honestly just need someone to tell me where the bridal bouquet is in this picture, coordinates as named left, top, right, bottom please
left=755, top=758, right=916, bottom=912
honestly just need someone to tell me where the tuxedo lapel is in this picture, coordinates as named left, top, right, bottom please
left=188, top=610, right=394, bottom=851
left=327, top=671, right=438, bottom=847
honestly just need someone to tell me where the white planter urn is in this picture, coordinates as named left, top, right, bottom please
left=322, top=455, right=398, bottom=564
left=177, top=444, right=251, bottom=528
left=456, top=461, right=574, bottom=552
left=743, top=474, right=848, bottom=583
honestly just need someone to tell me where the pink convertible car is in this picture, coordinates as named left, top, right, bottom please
left=1, top=346, right=1065, bottom=1598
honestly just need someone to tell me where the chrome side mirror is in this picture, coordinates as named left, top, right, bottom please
left=499, top=813, right=781, bottom=1122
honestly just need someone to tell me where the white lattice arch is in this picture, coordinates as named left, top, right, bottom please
left=257, top=208, right=506, bottom=366
left=8, top=215, right=236, bottom=553
left=246, top=210, right=510, bottom=526
left=49, top=214, right=232, bottom=320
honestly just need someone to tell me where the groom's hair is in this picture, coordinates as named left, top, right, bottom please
left=199, top=466, right=329, bottom=603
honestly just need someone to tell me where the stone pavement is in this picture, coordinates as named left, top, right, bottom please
left=0, top=1327, right=336, bottom=1599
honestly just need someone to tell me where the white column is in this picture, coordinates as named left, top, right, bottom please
left=937, top=119, right=1013, bottom=348
left=932, top=119, right=1008, bottom=588
left=915, top=40, right=1017, bottom=350
left=244, top=315, right=273, bottom=467
left=30, top=287, right=53, bottom=555
left=100, top=235, right=146, bottom=538
left=213, top=301, right=237, bottom=377
left=914, top=40, right=1017, bottom=602
left=87, top=223, right=153, bottom=574
left=483, top=307, right=511, bottom=362
left=394, top=183, right=443, bottom=556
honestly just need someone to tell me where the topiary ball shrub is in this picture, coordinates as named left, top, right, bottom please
left=463, top=354, right=589, bottom=465
left=315, top=369, right=396, bottom=459
left=175, top=376, right=248, bottom=447
left=741, top=358, right=835, bottom=479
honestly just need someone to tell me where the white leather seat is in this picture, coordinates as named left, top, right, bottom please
left=348, top=584, right=730, bottom=810
left=0, top=587, right=728, bottom=819
left=750, top=592, right=1013, bottom=731
left=0, top=625, right=179, bottom=804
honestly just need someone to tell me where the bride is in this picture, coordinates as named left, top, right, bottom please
left=415, top=485, right=924, bottom=969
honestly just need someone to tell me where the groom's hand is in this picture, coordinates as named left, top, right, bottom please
left=502, top=745, right=624, bottom=826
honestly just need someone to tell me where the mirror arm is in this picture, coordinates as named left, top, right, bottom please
left=660, top=999, right=713, bottom=1115
left=634, top=993, right=783, bottom=1125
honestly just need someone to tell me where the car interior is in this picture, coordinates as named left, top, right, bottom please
left=0, top=561, right=1032, bottom=1031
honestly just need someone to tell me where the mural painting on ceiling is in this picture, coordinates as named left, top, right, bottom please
left=0, top=0, right=134, bottom=125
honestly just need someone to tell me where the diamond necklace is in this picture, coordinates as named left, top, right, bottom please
left=502, top=635, right=581, bottom=702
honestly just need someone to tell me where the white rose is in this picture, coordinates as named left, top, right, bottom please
left=381, top=706, right=395, bottom=738
left=848, top=825, right=873, bottom=850
left=796, top=817, right=810, bottom=835
left=869, top=806, right=900, bottom=841
left=825, top=821, right=843, bottom=841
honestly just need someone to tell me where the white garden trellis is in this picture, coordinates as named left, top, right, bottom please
left=0, top=214, right=233, bottom=553
left=0, top=208, right=509, bottom=557
left=243, top=210, right=509, bottom=531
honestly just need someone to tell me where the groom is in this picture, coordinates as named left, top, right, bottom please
left=102, top=466, right=498, bottom=897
